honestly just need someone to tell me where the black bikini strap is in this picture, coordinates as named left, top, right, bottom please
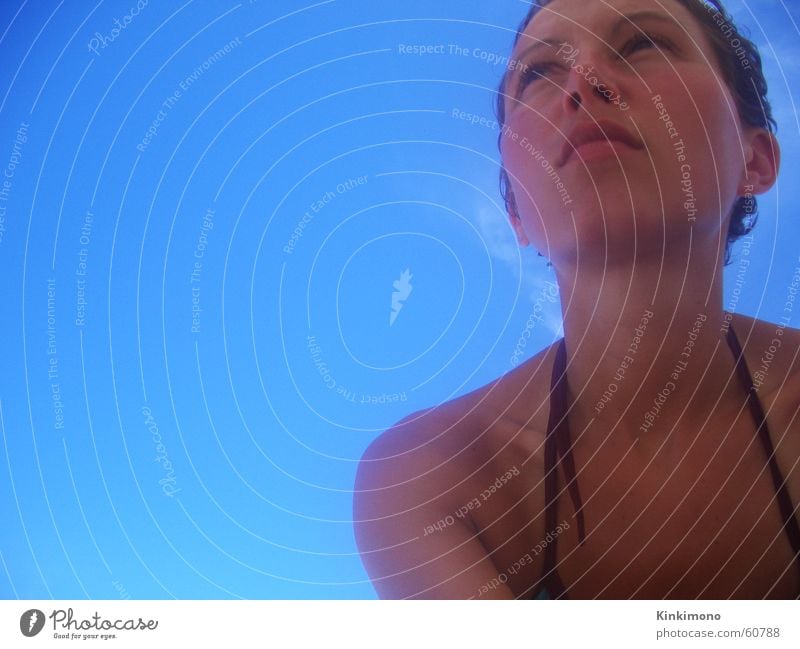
left=536, top=324, right=800, bottom=598
left=538, top=339, right=587, bottom=598
left=550, top=338, right=587, bottom=545
left=726, top=324, right=800, bottom=574
left=541, top=395, right=567, bottom=597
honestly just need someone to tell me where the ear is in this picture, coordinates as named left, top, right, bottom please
left=506, top=190, right=530, bottom=247
left=737, top=128, right=780, bottom=196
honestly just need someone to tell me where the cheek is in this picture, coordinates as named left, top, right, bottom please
left=500, top=112, right=568, bottom=210
left=651, top=67, right=742, bottom=171
left=666, top=85, right=742, bottom=208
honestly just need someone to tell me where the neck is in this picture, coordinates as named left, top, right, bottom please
left=551, top=248, right=741, bottom=453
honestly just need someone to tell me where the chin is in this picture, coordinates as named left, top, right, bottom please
left=538, top=215, right=688, bottom=266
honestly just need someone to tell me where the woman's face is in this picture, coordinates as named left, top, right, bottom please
left=501, top=0, right=763, bottom=266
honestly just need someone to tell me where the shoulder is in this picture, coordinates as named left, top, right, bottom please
left=354, top=339, right=560, bottom=515
left=357, top=338, right=560, bottom=466
left=351, top=384, right=523, bottom=598
left=352, top=398, right=484, bottom=544
left=730, top=312, right=800, bottom=417
left=352, top=342, right=560, bottom=599
left=353, top=389, right=504, bottom=515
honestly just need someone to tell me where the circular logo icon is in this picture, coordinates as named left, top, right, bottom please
left=20, top=609, right=45, bottom=637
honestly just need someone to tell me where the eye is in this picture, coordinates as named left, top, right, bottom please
left=518, top=62, right=557, bottom=91
left=619, top=32, right=671, bottom=57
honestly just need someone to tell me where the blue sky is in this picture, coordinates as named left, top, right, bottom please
left=0, top=0, right=798, bottom=599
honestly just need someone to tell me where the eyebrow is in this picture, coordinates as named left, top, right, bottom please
left=512, top=10, right=680, bottom=65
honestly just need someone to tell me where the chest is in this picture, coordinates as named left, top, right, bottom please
left=468, top=406, right=800, bottom=598
left=556, top=419, right=800, bottom=598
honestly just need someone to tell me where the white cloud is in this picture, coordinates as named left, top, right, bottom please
left=473, top=206, right=564, bottom=335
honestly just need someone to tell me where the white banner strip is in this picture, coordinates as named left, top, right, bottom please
left=1, top=600, right=799, bottom=648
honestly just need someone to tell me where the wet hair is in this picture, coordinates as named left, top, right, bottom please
left=495, top=0, right=777, bottom=265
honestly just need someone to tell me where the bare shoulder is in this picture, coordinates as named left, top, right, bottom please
left=731, top=312, right=800, bottom=418
left=351, top=394, right=505, bottom=598
left=356, top=338, right=560, bottom=486
left=352, top=340, right=560, bottom=598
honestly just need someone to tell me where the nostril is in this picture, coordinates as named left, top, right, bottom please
left=569, top=91, right=581, bottom=108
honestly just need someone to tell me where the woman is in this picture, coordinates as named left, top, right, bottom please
left=354, top=0, right=799, bottom=599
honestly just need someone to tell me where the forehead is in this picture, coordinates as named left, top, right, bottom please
left=522, top=0, right=700, bottom=40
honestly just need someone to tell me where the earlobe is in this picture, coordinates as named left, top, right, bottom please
left=738, top=129, right=780, bottom=196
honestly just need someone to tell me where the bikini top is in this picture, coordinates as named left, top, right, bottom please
left=527, top=322, right=800, bottom=599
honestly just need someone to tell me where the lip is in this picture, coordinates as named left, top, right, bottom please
left=560, top=119, right=643, bottom=166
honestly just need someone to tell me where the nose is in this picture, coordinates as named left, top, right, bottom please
left=562, top=59, right=618, bottom=112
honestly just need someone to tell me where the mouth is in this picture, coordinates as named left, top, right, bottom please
left=564, top=139, right=638, bottom=165
left=560, top=120, right=643, bottom=167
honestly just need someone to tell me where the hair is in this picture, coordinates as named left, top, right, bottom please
left=494, top=0, right=777, bottom=266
